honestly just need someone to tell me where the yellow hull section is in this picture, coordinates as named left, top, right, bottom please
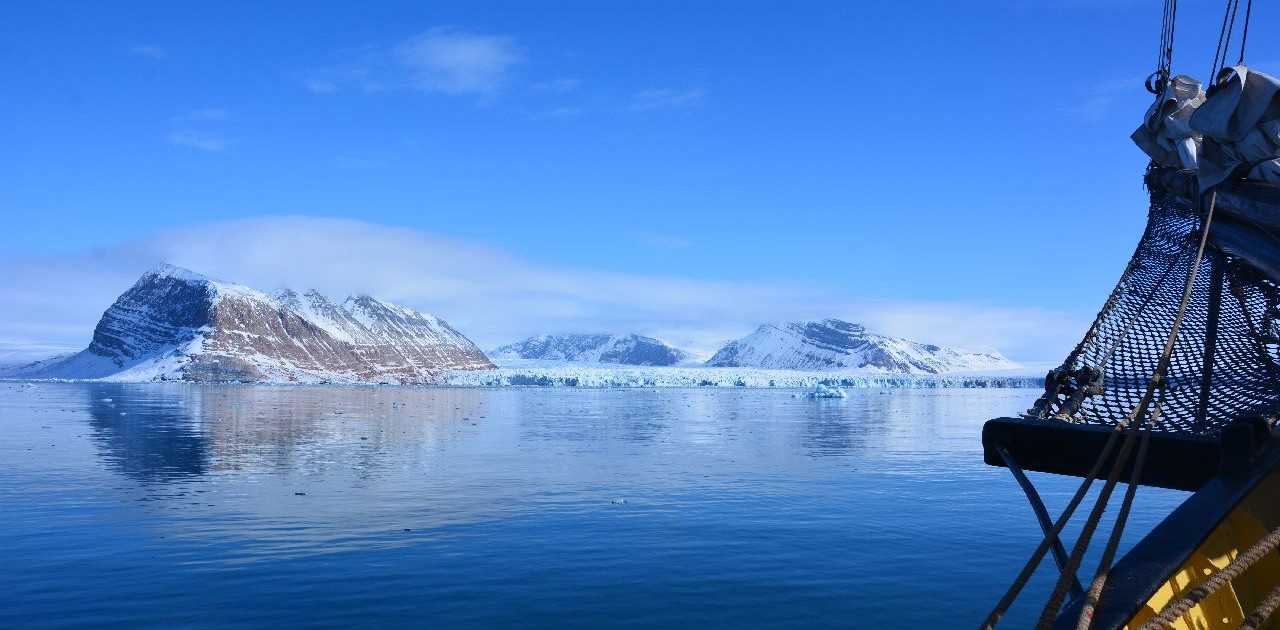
left=1127, top=472, right=1280, bottom=629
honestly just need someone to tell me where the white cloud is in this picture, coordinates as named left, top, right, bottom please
left=395, top=28, right=524, bottom=95
left=166, top=129, right=231, bottom=151
left=129, top=44, right=167, bottom=59
left=305, top=28, right=524, bottom=97
left=0, top=217, right=1086, bottom=365
left=630, top=88, right=708, bottom=111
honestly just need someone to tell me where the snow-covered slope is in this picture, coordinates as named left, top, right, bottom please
left=490, top=333, right=690, bottom=366
left=5, top=264, right=494, bottom=383
left=706, top=319, right=1016, bottom=374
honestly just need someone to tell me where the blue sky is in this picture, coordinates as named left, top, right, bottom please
left=1, top=0, right=1277, bottom=363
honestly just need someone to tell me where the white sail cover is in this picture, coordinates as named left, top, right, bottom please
left=1133, top=65, right=1280, bottom=191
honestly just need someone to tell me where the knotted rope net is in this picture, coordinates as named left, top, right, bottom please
left=1032, top=170, right=1280, bottom=435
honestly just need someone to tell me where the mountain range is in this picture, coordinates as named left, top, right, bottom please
left=706, top=319, right=1015, bottom=374
left=4, top=265, right=1018, bottom=382
left=4, top=264, right=493, bottom=383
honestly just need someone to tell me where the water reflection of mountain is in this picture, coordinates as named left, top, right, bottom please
left=84, top=384, right=486, bottom=483
left=86, top=383, right=210, bottom=482
left=71, top=383, right=955, bottom=561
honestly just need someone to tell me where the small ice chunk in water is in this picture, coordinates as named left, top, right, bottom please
left=802, top=384, right=847, bottom=399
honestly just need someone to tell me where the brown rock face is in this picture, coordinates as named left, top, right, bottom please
left=15, top=265, right=494, bottom=383
left=190, top=290, right=494, bottom=383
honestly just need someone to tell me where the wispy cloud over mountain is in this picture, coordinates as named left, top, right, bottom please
left=0, top=217, right=1084, bottom=363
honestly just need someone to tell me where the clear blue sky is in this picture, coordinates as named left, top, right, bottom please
left=1, top=0, right=1276, bottom=362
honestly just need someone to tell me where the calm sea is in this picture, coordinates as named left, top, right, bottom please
left=0, top=383, right=1187, bottom=628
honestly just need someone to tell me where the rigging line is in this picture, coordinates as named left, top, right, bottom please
left=1061, top=188, right=1186, bottom=369
left=1156, top=0, right=1170, bottom=74
left=1146, top=191, right=1219, bottom=396
left=1045, top=191, right=1194, bottom=422
left=977, top=422, right=1129, bottom=630
left=1223, top=274, right=1280, bottom=374
left=1162, top=0, right=1178, bottom=73
left=1075, top=394, right=1163, bottom=630
left=1065, top=167, right=1188, bottom=366
left=1152, top=0, right=1176, bottom=100
left=982, top=189, right=1212, bottom=628
left=1099, top=237, right=1192, bottom=368
left=1212, top=0, right=1239, bottom=81
left=1238, top=0, right=1253, bottom=64
left=1035, top=191, right=1220, bottom=629
left=1221, top=0, right=1242, bottom=76
left=1034, top=413, right=1145, bottom=630
left=1061, top=260, right=1138, bottom=369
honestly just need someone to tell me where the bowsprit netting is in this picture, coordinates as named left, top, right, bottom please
left=1030, top=169, right=1280, bottom=435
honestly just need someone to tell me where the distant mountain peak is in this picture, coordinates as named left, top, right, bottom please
left=706, top=318, right=1016, bottom=374
left=491, top=333, right=690, bottom=366
left=145, top=262, right=206, bottom=281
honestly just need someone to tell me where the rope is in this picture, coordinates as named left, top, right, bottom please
left=1152, top=0, right=1178, bottom=93
left=1212, top=0, right=1232, bottom=80
left=1100, top=244, right=1189, bottom=367
left=1034, top=192, right=1219, bottom=629
left=1212, top=0, right=1241, bottom=82
left=1050, top=193, right=1192, bottom=398
left=1222, top=0, right=1241, bottom=75
left=1240, top=579, right=1280, bottom=629
left=1134, top=524, right=1280, bottom=630
left=1075, top=396, right=1163, bottom=630
left=1029, top=194, right=1193, bottom=422
left=1035, top=416, right=1145, bottom=630
left=1069, top=182, right=1280, bottom=434
left=978, top=422, right=1128, bottom=630
left=1238, top=0, right=1253, bottom=65
left=1030, top=255, right=1163, bottom=422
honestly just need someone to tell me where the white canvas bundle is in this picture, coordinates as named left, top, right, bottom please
left=1132, top=75, right=1206, bottom=170
left=1188, top=65, right=1280, bottom=190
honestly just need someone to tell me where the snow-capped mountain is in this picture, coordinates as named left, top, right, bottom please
left=705, top=319, right=1016, bottom=374
left=5, top=264, right=494, bottom=383
left=490, top=333, right=690, bottom=366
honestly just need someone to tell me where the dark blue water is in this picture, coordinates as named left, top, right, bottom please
left=0, top=383, right=1186, bottom=628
